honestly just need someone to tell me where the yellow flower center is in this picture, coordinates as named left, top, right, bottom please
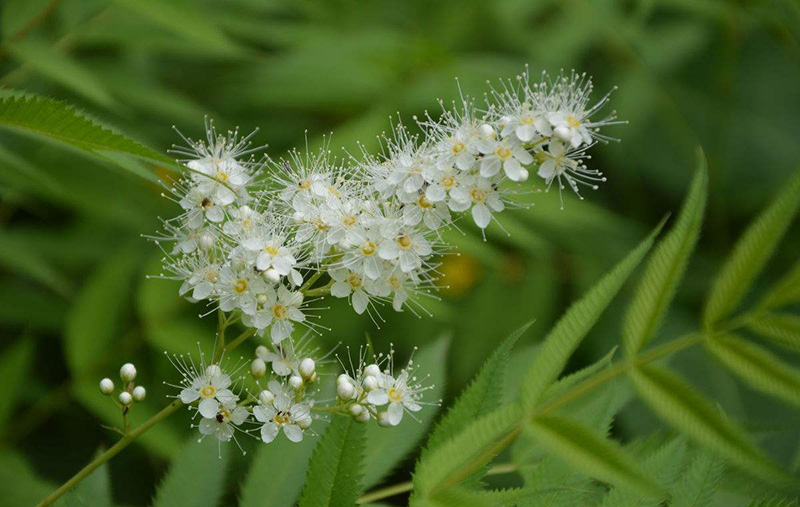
left=201, top=385, right=217, bottom=398
left=234, top=278, right=248, bottom=294
left=348, top=274, right=363, bottom=290
left=342, top=215, right=356, bottom=227
left=396, top=233, right=413, bottom=250
left=242, top=218, right=252, bottom=230
left=451, top=141, right=466, bottom=155
left=440, top=176, right=456, bottom=189
left=272, top=303, right=288, bottom=320
left=298, top=179, right=311, bottom=190
left=314, top=219, right=329, bottom=232
left=205, top=270, right=220, bottom=283
left=273, top=411, right=291, bottom=425
left=327, top=185, right=340, bottom=197
left=389, top=276, right=402, bottom=290
left=216, top=407, right=231, bottom=422
left=495, top=145, right=512, bottom=161
left=387, top=387, right=403, bottom=403
left=566, top=115, right=581, bottom=128
left=201, top=197, right=213, bottom=209
left=216, top=171, right=228, bottom=183
left=520, top=116, right=535, bottom=125
left=417, top=195, right=433, bottom=209
left=361, top=241, right=376, bottom=256
left=265, top=245, right=279, bottom=256
left=470, top=188, right=487, bottom=203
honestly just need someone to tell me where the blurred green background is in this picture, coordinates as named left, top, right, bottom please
left=0, top=0, right=799, bottom=505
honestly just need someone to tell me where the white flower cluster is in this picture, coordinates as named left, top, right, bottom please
left=150, top=68, right=620, bottom=331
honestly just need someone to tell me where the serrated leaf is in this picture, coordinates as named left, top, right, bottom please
left=525, top=414, right=663, bottom=498
left=0, top=337, right=33, bottom=427
left=630, top=363, right=787, bottom=484
left=65, top=249, right=139, bottom=379
left=239, top=421, right=324, bottom=507
left=704, top=171, right=800, bottom=327
left=520, top=220, right=663, bottom=409
left=298, top=415, right=366, bottom=507
left=623, top=151, right=707, bottom=354
left=363, top=337, right=449, bottom=488
left=598, top=438, right=686, bottom=507
left=705, top=333, right=800, bottom=408
left=152, top=438, right=229, bottom=507
left=670, top=448, right=726, bottom=507
left=756, top=259, right=800, bottom=311
left=0, top=95, right=176, bottom=181
left=424, top=323, right=531, bottom=455
left=746, top=313, right=800, bottom=354
left=412, top=403, right=523, bottom=498
left=428, top=486, right=551, bottom=507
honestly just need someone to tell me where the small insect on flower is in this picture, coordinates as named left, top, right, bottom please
left=253, top=381, right=313, bottom=443
left=198, top=398, right=249, bottom=443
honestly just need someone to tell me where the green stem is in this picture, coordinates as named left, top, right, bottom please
left=221, top=328, right=257, bottom=357
left=303, top=279, right=334, bottom=297
left=36, top=400, right=183, bottom=507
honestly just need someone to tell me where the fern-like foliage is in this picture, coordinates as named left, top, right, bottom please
left=152, top=438, right=229, bottom=507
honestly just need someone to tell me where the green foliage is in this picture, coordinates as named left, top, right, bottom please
left=623, top=151, right=707, bottom=355
left=703, top=171, right=800, bottom=327
left=298, top=416, right=366, bottom=507
left=705, top=333, right=800, bottom=408
left=520, top=221, right=663, bottom=409
left=746, top=313, right=800, bottom=354
left=670, top=448, right=726, bottom=507
left=755, top=260, right=800, bottom=311
left=526, top=414, right=663, bottom=498
left=0, top=337, right=33, bottom=427
left=152, top=438, right=230, bottom=507
left=61, top=451, right=113, bottom=507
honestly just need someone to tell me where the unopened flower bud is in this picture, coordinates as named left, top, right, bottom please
left=518, top=168, right=529, bottom=182
left=337, top=381, right=355, bottom=400
left=265, top=268, right=281, bottom=283
left=479, top=123, right=496, bottom=138
left=132, top=386, right=146, bottom=401
left=297, top=418, right=312, bottom=430
left=349, top=404, right=364, bottom=416
left=255, top=345, right=269, bottom=360
left=362, top=376, right=378, bottom=392
left=554, top=126, right=572, bottom=141
left=337, top=374, right=350, bottom=385
left=299, top=358, right=315, bottom=379
left=257, top=294, right=269, bottom=305
left=120, top=363, right=137, bottom=382
left=259, top=390, right=275, bottom=405
left=251, top=358, right=267, bottom=378
left=364, top=364, right=381, bottom=378
left=99, top=378, right=115, bottom=395
left=118, top=391, right=132, bottom=406
left=289, top=375, right=303, bottom=389
left=377, top=411, right=392, bottom=427
left=199, top=232, right=215, bottom=250
left=355, top=410, right=370, bottom=423
left=205, top=364, right=222, bottom=377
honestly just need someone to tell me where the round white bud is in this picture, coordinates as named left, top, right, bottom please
left=554, top=126, right=572, bottom=142
left=337, top=381, right=355, bottom=400
left=355, top=410, right=370, bottom=423
left=297, top=418, right=312, bottom=430
left=518, top=168, right=529, bottom=182
left=299, top=358, right=315, bottom=379
left=119, top=363, right=137, bottom=382
left=132, top=386, right=146, bottom=401
left=362, top=376, right=378, bottom=392
left=205, top=364, right=222, bottom=377
left=255, top=345, right=269, bottom=360
left=289, top=375, right=303, bottom=389
left=364, top=364, right=381, bottom=378
left=479, top=123, right=496, bottom=138
left=337, top=374, right=351, bottom=385
left=251, top=358, right=267, bottom=378
left=349, top=404, right=364, bottom=416
left=99, top=378, right=114, bottom=395
left=199, top=232, right=215, bottom=250
left=118, top=391, right=132, bottom=406
left=264, top=268, right=281, bottom=283
left=257, top=294, right=269, bottom=305
left=377, top=411, right=392, bottom=427
left=259, top=390, right=275, bottom=405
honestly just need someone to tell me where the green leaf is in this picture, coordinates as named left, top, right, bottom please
left=525, top=414, right=663, bottom=498
left=239, top=423, right=324, bottom=507
left=427, top=486, right=551, bottom=507
left=623, top=151, right=707, bottom=354
left=756, top=259, right=800, bottom=311
left=630, top=364, right=787, bottom=484
left=0, top=229, right=72, bottom=297
left=8, top=39, right=115, bottom=108
left=65, top=249, right=140, bottom=379
left=412, top=403, right=523, bottom=498
left=670, top=448, right=726, bottom=507
left=60, top=450, right=112, bottom=507
left=598, top=438, right=686, bottom=507
left=363, top=336, right=449, bottom=488
left=703, top=171, right=800, bottom=327
left=0, top=95, right=176, bottom=180
left=746, top=313, right=800, bottom=354
left=705, top=333, right=800, bottom=408
left=520, top=219, right=664, bottom=409
left=298, top=415, right=366, bottom=507
left=0, top=449, right=55, bottom=506
left=152, top=438, right=229, bottom=507
left=0, top=337, right=33, bottom=427
left=424, top=323, right=531, bottom=455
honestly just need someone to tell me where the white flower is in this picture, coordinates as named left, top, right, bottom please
left=366, top=370, right=423, bottom=426
left=477, top=137, right=533, bottom=182
left=250, top=285, right=306, bottom=343
left=341, top=229, right=384, bottom=280
left=378, top=228, right=433, bottom=273
left=217, top=266, right=266, bottom=315
left=179, top=365, right=238, bottom=419
left=243, top=234, right=298, bottom=278
left=329, top=267, right=386, bottom=315
left=449, top=175, right=505, bottom=229
left=400, top=191, right=451, bottom=230
left=536, top=141, right=605, bottom=199
left=179, top=185, right=225, bottom=228
left=253, top=382, right=312, bottom=443
left=198, top=398, right=249, bottom=442
left=222, top=204, right=259, bottom=236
